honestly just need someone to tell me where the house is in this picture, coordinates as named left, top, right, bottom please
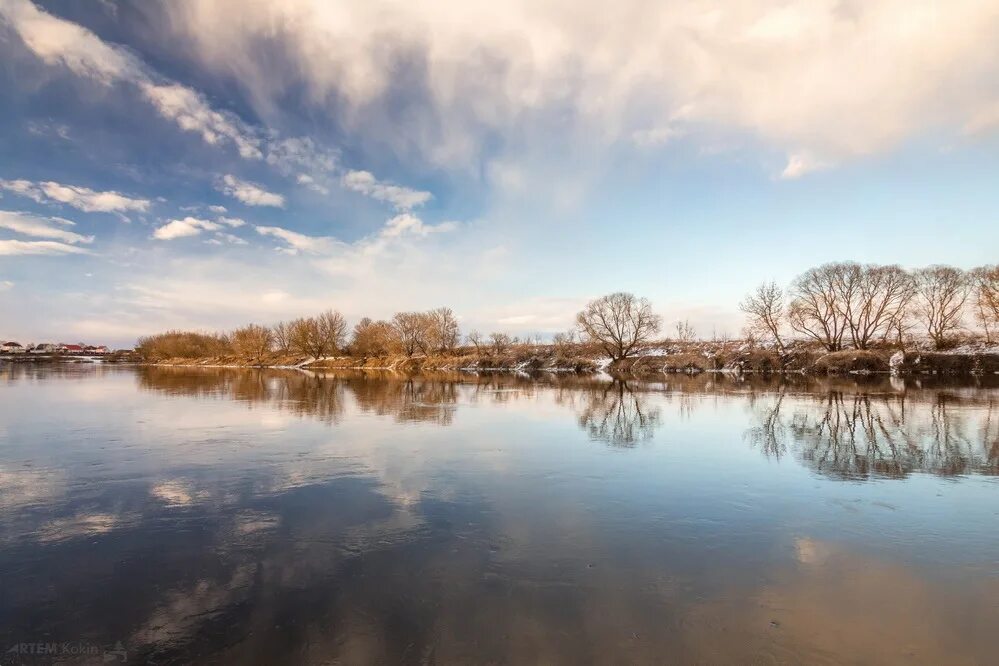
left=1, top=341, right=23, bottom=353
left=61, top=344, right=85, bottom=354
left=32, top=343, right=58, bottom=354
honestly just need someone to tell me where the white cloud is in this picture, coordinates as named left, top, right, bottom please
left=255, top=225, right=337, bottom=255
left=217, top=175, right=285, bottom=208
left=381, top=213, right=457, bottom=238
left=208, top=205, right=227, bottom=213
left=152, top=216, right=221, bottom=240
left=217, top=216, right=245, bottom=228
left=0, top=210, right=93, bottom=244
left=156, top=0, right=999, bottom=175
left=0, top=239, right=91, bottom=255
left=0, top=280, right=14, bottom=291
left=780, top=152, right=828, bottom=180
left=0, top=178, right=150, bottom=213
left=139, top=82, right=262, bottom=159
left=341, top=170, right=432, bottom=210
left=0, top=0, right=261, bottom=160
left=296, top=173, right=329, bottom=195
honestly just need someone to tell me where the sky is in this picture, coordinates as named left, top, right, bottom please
left=1, top=0, right=998, bottom=347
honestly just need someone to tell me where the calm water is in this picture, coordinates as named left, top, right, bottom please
left=1, top=365, right=997, bottom=665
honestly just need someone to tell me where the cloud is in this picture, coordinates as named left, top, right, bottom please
left=217, top=175, right=285, bottom=208
left=255, top=225, right=337, bottom=255
left=256, top=211, right=456, bottom=258
left=0, top=239, right=91, bottom=255
left=0, top=178, right=150, bottom=213
left=0, top=209, right=93, bottom=244
left=217, top=216, right=246, bottom=228
left=0, top=0, right=261, bottom=159
left=156, top=0, right=999, bottom=175
left=780, top=152, right=828, bottom=180
left=632, top=126, right=683, bottom=148
left=381, top=213, right=457, bottom=238
left=139, top=82, right=262, bottom=159
left=152, top=216, right=221, bottom=240
left=0, top=280, right=14, bottom=290
left=341, top=170, right=431, bottom=210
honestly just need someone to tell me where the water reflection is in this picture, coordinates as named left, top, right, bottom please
left=1, top=366, right=997, bottom=664
left=747, top=386, right=999, bottom=478
left=135, top=366, right=999, bottom=475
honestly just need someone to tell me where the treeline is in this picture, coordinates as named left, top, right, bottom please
left=741, top=263, right=999, bottom=351
left=136, top=293, right=660, bottom=363
left=135, top=262, right=999, bottom=363
left=139, top=307, right=503, bottom=362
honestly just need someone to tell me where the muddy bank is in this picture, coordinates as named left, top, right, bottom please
left=141, top=344, right=999, bottom=376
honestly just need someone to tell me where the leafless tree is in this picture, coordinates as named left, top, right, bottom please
left=845, top=264, right=915, bottom=349
left=425, top=307, right=460, bottom=354
left=913, top=266, right=969, bottom=349
left=552, top=330, right=577, bottom=355
left=576, top=292, right=662, bottom=361
left=272, top=321, right=292, bottom=353
left=466, top=330, right=484, bottom=353
left=489, top=332, right=513, bottom=354
left=230, top=324, right=274, bottom=364
left=290, top=310, right=347, bottom=358
left=740, top=281, right=786, bottom=352
left=674, top=320, right=696, bottom=343
left=788, top=263, right=851, bottom=351
left=352, top=318, right=400, bottom=357
left=393, top=312, right=427, bottom=356
left=971, top=265, right=999, bottom=344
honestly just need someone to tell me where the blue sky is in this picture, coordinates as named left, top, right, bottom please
left=1, top=0, right=998, bottom=347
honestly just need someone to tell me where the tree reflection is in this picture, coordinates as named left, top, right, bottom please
left=575, top=380, right=662, bottom=446
left=747, top=386, right=999, bottom=478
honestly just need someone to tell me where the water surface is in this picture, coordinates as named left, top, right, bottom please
left=1, top=365, right=997, bottom=664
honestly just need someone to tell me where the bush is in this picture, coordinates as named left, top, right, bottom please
left=136, top=331, right=232, bottom=361
left=812, top=350, right=889, bottom=374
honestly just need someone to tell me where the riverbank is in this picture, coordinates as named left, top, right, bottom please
left=132, top=341, right=999, bottom=376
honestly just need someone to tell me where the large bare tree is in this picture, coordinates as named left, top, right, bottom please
left=576, top=292, right=662, bottom=361
left=787, top=263, right=851, bottom=351
left=844, top=264, right=915, bottom=349
left=913, top=265, right=969, bottom=349
left=740, top=281, right=786, bottom=352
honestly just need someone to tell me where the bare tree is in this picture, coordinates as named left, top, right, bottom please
left=576, top=292, right=662, bottom=361
left=393, top=312, right=427, bottom=356
left=788, top=263, right=851, bottom=351
left=845, top=264, right=915, bottom=349
left=489, top=332, right=513, bottom=354
left=674, top=320, right=696, bottom=343
left=290, top=310, right=347, bottom=358
left=231, top=324, right=274, bottom=364
left=913, top=266, right=969, bottom=349
left=552, top=330, right=577, bottom=355
left=971, top=265, right=999, bottom=344
left=425, top=307, right=460, bottom=354
left=272, top=321, right=292, bottom=353
left=466, top=330, right=484, bottom=353
left=740, top=281, right=786, bottom=352
left=352, top=318, right=400, bottom=357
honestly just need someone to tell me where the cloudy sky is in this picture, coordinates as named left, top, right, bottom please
left=1, top=0, right=998, bottom=346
